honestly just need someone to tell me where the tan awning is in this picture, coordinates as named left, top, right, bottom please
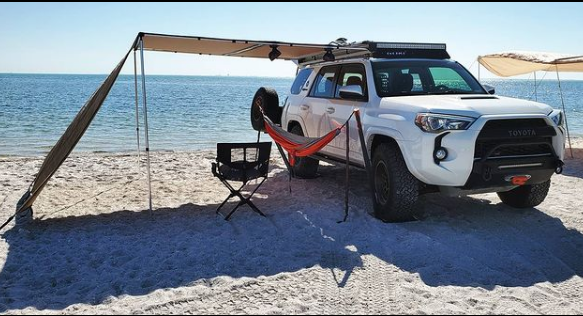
left=6, top=32, right=369, bottom=227
left=140, top=33, right=367, bottom=61
left=478, top=51, right=583, bottom=77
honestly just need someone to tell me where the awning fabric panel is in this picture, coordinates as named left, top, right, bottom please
left=478, top=51, right=583, bottom=77
left=15, top=44, right=134, bottom=214
left=140, top=33, right=365, bottom=60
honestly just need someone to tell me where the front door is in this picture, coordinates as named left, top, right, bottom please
left=327, top=64, right=369, bottom=161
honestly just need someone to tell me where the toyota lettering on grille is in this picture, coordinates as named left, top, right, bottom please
left=508, top=129, right=537, bottom=137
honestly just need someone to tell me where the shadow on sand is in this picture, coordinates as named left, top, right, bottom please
left=1, top=165, right=582, bottom=312
left=563, top=147, right=583, bottom=178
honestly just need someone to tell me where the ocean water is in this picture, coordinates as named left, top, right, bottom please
left=0, top=74, right=582, bottom=156
left=0, top=74, right=293, bottom=156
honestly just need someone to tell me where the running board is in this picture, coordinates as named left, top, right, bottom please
left=311, top=153, right=366, bottom=169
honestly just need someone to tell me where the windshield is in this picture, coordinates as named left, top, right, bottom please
left=371, top=59, right=486, bottom=97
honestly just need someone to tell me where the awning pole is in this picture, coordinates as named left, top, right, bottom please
left=140, top=37, right=153, bottom=214
left=133, top=49, right=141, bottom=166
left=555, top=67, right=574, bottom=159
left=477, top=62, right=481, bottom=81
left=534, top=72, right=537, bottom=101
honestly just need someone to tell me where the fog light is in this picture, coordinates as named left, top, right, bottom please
left=435, top=148, right=448, bottom=160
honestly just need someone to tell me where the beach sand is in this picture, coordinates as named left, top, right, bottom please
left=1, top=139, right=582, bottom=314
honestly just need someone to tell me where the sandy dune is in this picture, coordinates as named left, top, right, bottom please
left=1, top=140, right=582, bottom=314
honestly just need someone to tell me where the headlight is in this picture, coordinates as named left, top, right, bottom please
left=549, top=110, right=564, bottom=126
left=415, top=113, right=475, bottom=133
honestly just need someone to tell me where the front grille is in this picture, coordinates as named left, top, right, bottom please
left=482, top=118, right=548, bottom=129
left=474, top=119, right=554, bottom=160
left=474, top=138, right=553, bottom=159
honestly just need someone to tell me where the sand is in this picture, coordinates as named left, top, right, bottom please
left=0, top=140, right=582, bottom=314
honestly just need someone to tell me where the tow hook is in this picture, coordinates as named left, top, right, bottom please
left=505, top=175, right=532, bottom=186
left=555, top=160, right=564, bottom=174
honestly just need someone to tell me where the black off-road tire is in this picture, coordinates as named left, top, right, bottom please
left=289, top=124, right=319, bottom=178
left=251, top=87, right=281, bottom=131
left=372, top=142, right=419, bottom=222
left=497, top=179, right=551, bottom=208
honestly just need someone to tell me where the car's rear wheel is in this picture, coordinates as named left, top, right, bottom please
left=372, top=142, right=419, bottom=222
left=497, top=180, right=551, bottom=208
left=289, top=124, right=319, bottom=178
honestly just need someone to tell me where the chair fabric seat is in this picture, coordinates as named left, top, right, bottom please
left=218, top=164, right=262, bottom=182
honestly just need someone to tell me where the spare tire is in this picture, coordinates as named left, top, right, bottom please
left=251, top=87, right=281, bottom=131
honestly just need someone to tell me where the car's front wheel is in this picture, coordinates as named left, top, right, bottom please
left=372, top=142, right=419, bottom=222
left=497, top=180, right=551, bottom=208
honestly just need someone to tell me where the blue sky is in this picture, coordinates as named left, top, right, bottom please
left=1, top=2, right=583, bottom=79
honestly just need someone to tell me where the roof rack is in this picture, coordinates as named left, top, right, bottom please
left=297, top=41, right=449, bottom=66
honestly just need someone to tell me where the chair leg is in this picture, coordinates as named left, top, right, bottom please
left=216, top=193, right=234, bottom=214
left=218, top=177, right=268, bottom=220
left=246, top=199, right=266, bottom=217
left=224, top=200, right=245, bottom=221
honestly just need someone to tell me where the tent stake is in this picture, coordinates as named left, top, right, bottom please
left=133, top=49, right=141, bottom=166
left=140, top=37, right=153, bottom=214
left=555, top=67, right=574, bottom=159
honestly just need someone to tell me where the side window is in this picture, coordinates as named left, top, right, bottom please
left=290, top=68, right=313, bottom=95
left=335, top=64, right=367, bottom=99
left=309, top=66, right=338, bottom=98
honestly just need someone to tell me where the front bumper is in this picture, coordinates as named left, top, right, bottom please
left=463, top=155, right=562, bottom=190
left=399, top=115, right=565, bottom=187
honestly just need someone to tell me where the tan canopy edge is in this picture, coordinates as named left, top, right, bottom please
left=13, top=37, right=138, bottom=217
left=478, top=51, right=583, bottom=77
left=139, top=32, right=367, bottom=60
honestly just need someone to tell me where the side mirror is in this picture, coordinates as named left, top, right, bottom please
left=483, top=84, right=495, bottom=95
left=339, top=85, right=364, bottom=99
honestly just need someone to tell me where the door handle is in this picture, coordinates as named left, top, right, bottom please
left=300, top=104, right=310, bottom=111
left=326, top=107, right=335, bottom=114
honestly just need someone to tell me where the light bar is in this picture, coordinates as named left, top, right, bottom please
left=375, top=43, right=447, bottom=50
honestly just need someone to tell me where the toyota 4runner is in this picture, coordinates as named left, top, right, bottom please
left=254, top=42, right=566, bottom=222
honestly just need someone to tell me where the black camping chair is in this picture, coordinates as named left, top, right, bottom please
left=211, top=141, right=272, bottom=220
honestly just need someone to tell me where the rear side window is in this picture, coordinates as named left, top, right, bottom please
left=309, top=66, right=339, bottom=98
left=290, top=68, right=313, bottom=95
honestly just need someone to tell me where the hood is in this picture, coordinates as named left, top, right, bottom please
left=380, top=95, right=553, bottom=118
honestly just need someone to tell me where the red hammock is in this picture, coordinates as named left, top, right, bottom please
left=257, top=108, right=373, bottom=223
left=263, top=116, right=343, bottom=166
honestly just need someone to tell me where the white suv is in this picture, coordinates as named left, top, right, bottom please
left=253, top=42, right=566, bottom=222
